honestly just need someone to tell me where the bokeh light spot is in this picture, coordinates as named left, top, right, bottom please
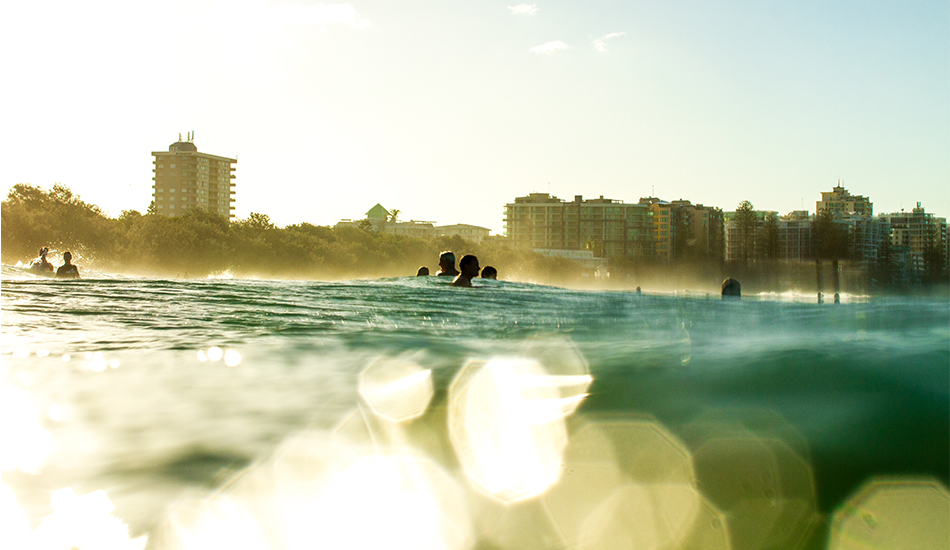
left=224, top=350, right=242, bottom=367
left=448, top=355, right=590, bottom=502
left=829, top=477, right=950, bottom=550
left=207, top=347, right=223, bottom=362
left=0, top=384, right=53, bottom=473
left=359, top=357, right=434, bottom=423
left=31, top=488, right=148, bottom=550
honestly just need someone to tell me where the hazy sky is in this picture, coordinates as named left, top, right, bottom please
left=2, top=0, right=947, bottom=234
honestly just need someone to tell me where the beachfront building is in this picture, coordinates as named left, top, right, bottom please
left=336, top=204, right=491, bottom=242
left=638, top=197, right=724, bottom=261
left=503, top=193, right=654, bottom=259
left=816, top=184, right=873, bottom=217
left=151, top=133, right=236, bottom=219
left=724, top=208, right=778, bottom=261
left=877, top=203, right=948, bottom=276
left=777, top=211, right=813, bottom=261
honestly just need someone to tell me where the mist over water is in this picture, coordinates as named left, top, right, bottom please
left=2, top=265, right=948, bottom=549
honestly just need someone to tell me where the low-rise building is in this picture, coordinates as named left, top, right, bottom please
left=336, top=204, right=491, bottom=242
left=504, top=193, right=653, bottom=259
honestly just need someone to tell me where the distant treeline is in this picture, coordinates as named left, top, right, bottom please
left=0, top=184, right=589, bottom=284
left=2, top=184, right=946, bottom=294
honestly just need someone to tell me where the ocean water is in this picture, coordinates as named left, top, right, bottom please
left=1, top=265, right=948, bottom=549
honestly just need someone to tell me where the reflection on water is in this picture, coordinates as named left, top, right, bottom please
left=1, top=274, right=947, bottom=548
left=1, top=383, right=52, bottom=474
left=2, top=337, right=949, bottom=549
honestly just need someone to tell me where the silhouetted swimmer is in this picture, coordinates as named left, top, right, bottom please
left=480, top=265, right=497, bottom=280
left=436, top=251, right=460, bottom=277
left=834, top=292, right=840, bottom=304
left=721, top=278, right=741, bottom=300
left=56, top=251, right=80, bottom=279
left=30, top=247, right=53, bottom=272
left=817, top=292, right=824, bottom=304
left=452, top=255, right=480, bottom=287
left=416, top=266, right=429, bottom=276
left=635, top=286, right=641, bottom=295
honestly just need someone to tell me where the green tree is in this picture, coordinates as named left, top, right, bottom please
left=873, top=229, right=896, bottom=287
left=921, top=222, right=948, bottom=284
left=388, top=209, right=401, bottom=223
left=760, top=213, right=780, bottom=260
left=812, top=209, right=848, bottom=260
left=734, top=201, right=757, bottom=264
left=671, top=213, right=690, bottom=262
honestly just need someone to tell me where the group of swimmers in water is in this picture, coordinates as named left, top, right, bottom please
left=28, top=247, right=80, bottom=279
left=416, top=251, right=496, bottom=287
left=24, top=247, right=834, bottom=302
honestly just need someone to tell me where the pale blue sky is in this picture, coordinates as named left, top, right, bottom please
left=2, top=0, right=947, bottom=234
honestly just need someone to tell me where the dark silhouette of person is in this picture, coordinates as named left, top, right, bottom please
left=721, top=278, right=741, bottom=300
left=480, top=265, right=497, bottom=280
left=30, top=247, right=54, bottom=272
left=416, top=266, right=430, bottom=276
left=437, top=251, right=460, bottom=277
left=452, top=255, right=480, bottom=287
left=56, top=251, right=80, bottom=279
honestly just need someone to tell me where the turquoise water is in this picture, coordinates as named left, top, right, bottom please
left=2, top=266, right=948, bottom=549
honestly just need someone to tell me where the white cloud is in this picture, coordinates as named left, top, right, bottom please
left=593, top=32, right=625, bottom=52
left=530, top=41, right=568, bottom=54
left=277, top=3, right=371, bottom=29
left=508, top=4, right=538, bottom=16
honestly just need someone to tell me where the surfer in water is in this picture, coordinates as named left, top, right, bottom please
left=416, top=266, right=429, bottom=276
left=30, top=247, right=54, bottom=273
left=56, top=251, right=80, bottom=279
left=480, top=265, right=497, bottom=280
left=436, top=251, right=460, bottom=277
left=721, top=277, right=741, bottom=300
left=452, top=255, right=480, bottom=287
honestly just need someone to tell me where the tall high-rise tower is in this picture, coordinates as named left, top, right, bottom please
left=151, top=132, right=236, bottom=218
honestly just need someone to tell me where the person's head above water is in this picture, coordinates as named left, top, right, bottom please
left=452, top=255, right=480, bottom=287
left=480, top=265, right=497, bottom=279
left=63, top=251, right=73, bottom=264
left=39, top=247, right=48, bottom=258
left=437, top=251, right=459, bottom=276
left=416, top=266, right=429, bottom=276
left=721, top=278, right=741, bottom=300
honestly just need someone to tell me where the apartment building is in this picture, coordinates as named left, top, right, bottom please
left=777, top=211, right=813, bottom=261
left=817, top=184, right=873, bottom=216
left=152, top=133, right=236, bottom=218
left=878, top=203, right=947, bottom=274
left=638, top=198, right=723, bottom=261
left=723, top=209, right=777, bottom=261
left=503, top=193, right=653, bottom=259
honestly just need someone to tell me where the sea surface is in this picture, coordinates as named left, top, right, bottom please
left=2, top=265, right=948, bottom=549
